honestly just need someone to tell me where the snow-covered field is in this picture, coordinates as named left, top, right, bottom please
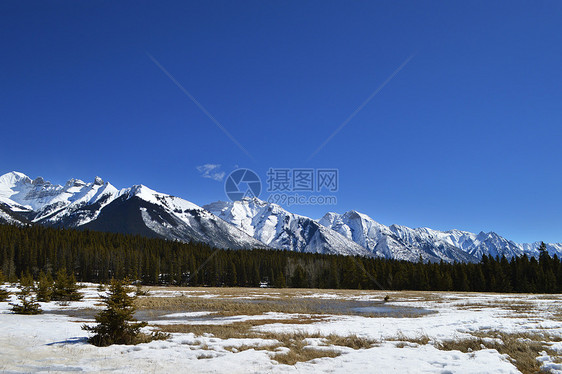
left=1, top=284, right=562, bottom=373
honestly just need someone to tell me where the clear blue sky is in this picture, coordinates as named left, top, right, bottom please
left=1, top=1, right=561, bottom=243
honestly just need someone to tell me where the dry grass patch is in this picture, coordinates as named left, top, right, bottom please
left=153, top=316, right=327, bottom=339
left=436, top=330, right=557, bottom=374
left=271, top=346, right=340, bottom=365
left=153, top=318, right=377, bottom=365
left=387, top=331, right=431, bottom=346
left=324, top=333, right=378, bottom=349
left=144, top=286, right=361, bottom=301
left=136, top=296, right=342, bottom=316
left=456, top=299, right=536, bottom=314
left=136, top=294, right=431, bottom=318
left=142, top=286, right=456, bottom=304
left=550, top=310, right=562, bottom=322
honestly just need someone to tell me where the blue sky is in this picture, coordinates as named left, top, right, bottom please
left=1, top=1, right=561, bottom=243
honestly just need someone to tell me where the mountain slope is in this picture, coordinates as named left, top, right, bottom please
left=520, top=242, right=562, bottom=258
left=82, top=185, right=267, bottom=250
left=319, top=211, right=479, bottom=262
left=319, top=210, right=552, bottom=262
left=0, top=202, right=29, bottom=225
left=2, top=171, right=561, bottom=262
left=204, top=198, right=371, bottom=256
left=0, top=172, right=265, bottom=250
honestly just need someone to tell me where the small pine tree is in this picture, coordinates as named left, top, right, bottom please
left=0, top=270, right=10, bottom=302
left=35, top=271, right=54, bottom=302
left=83, top=279, right=167, bottom=346
left=52, top=268, right=82, bottom=301
left=0, top=287, right=8, bottom=302
left=135, top=283, right=149, bottom=296
left=11, top=274, right=42, bottom=314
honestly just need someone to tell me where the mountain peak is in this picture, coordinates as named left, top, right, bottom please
left=32, top=176, right=50, bottom=185
left=0, top=171, right=32, bottom=186
left=64, top=178, right=86, bottom=188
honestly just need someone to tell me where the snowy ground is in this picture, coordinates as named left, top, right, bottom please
left=1, top=284, right=562, bottom=373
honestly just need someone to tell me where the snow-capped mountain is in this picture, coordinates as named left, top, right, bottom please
left=519, top=242, right=562, bottom=258
left=204, top=198, right=371, bottom=257
left=320, top=210, right=561, bottom=261
left=1, top=171, right=561, bottom=262
left=319, top=211, right=478, bottom=262
left=0, top=172, right=265, bottom=250
left=0, top=171, right=119, bottom=224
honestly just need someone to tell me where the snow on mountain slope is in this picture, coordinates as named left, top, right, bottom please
left=319, top=211, right=419, bottom=260
left=34, top=178, right=120, bottom=226
left=0, top=171, right=120, bottom=225
left=520, top=242, right=562, bottom=258
left=463, top=231, right=523, bottom=259
left=319, top=211, right=478, bottom=262
left=0, top=171, right=39, bottom=211
left=0, top=202, right=28, bottom=225
left=0, top=172, right=265, bottom=250
left=2, top=171, right=561, bottom=262
left=319, top=210, right=540, bottom=262
left=116, top=185, right=266, bottom=250
left=204, top=198, right=371, bottom=256
left=80, top=190, right=266, bottom=250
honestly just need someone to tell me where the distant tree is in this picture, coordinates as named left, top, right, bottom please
left=2, top=223, right=562, bottom=294
left=274, top=270, right=286, bottom=288
left=226, top=261, right=237, bottom=286
left=538, top=242, right=548, bottom=259
left=83, top=279, right=167, bottom=346
left=291, top=265, right=307, bottom=288
left=329, top=261, right=340, bottom=289
left=11, top=274, right=41, bottom=314
left=52, top=268, right=82, bottom=301
left=0, top=270, right=10, bottom=301
left=35, top=271, right=54, bottom=302
left=135, top=283, right=150, bottom=296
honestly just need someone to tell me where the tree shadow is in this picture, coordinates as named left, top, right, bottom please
left=46, top=336, right=88, bottom=346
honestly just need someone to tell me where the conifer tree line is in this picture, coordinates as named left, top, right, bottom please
left=1, top=224, right=561, bottom=293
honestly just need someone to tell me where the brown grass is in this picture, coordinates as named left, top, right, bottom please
left=324, top=334, right=378, bottom=349
left=387, top=331, right=431, bottom=346
left=385, top=329, right=558, bottom=373
left=135, top=294, right=430, bottom=318
left=271, top=346, right=341, bottom=365
left=134, top=287, right=562, bottom=368
left=436, top=331, right=556, bottom=374
left=136, top=295, right=333, bottom=316
left=153, top=316, right=326, bottom=339
left=456, top=300, right=536, bottom=314
left=153, top=317, right=377, bottom=364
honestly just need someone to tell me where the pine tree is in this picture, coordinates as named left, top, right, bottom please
left=227, top=261, right=237, bottom=286
left=291, top=265, right=307, bottom=288
left=83, top=279, right=167, bottom=346
left=10, top=274, right=42, bottom=314
left=274, top=270, right=286, bottom=288
left=0, top=270, right=10, bottom=302
left=35, top=271, right=54, bottom=302
left=52, top=268, right=82, bottom=301
left=538, top=241, right=548, bottom=261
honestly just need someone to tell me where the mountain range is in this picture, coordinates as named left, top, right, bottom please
left=1, top=171, right=560, bottom=262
